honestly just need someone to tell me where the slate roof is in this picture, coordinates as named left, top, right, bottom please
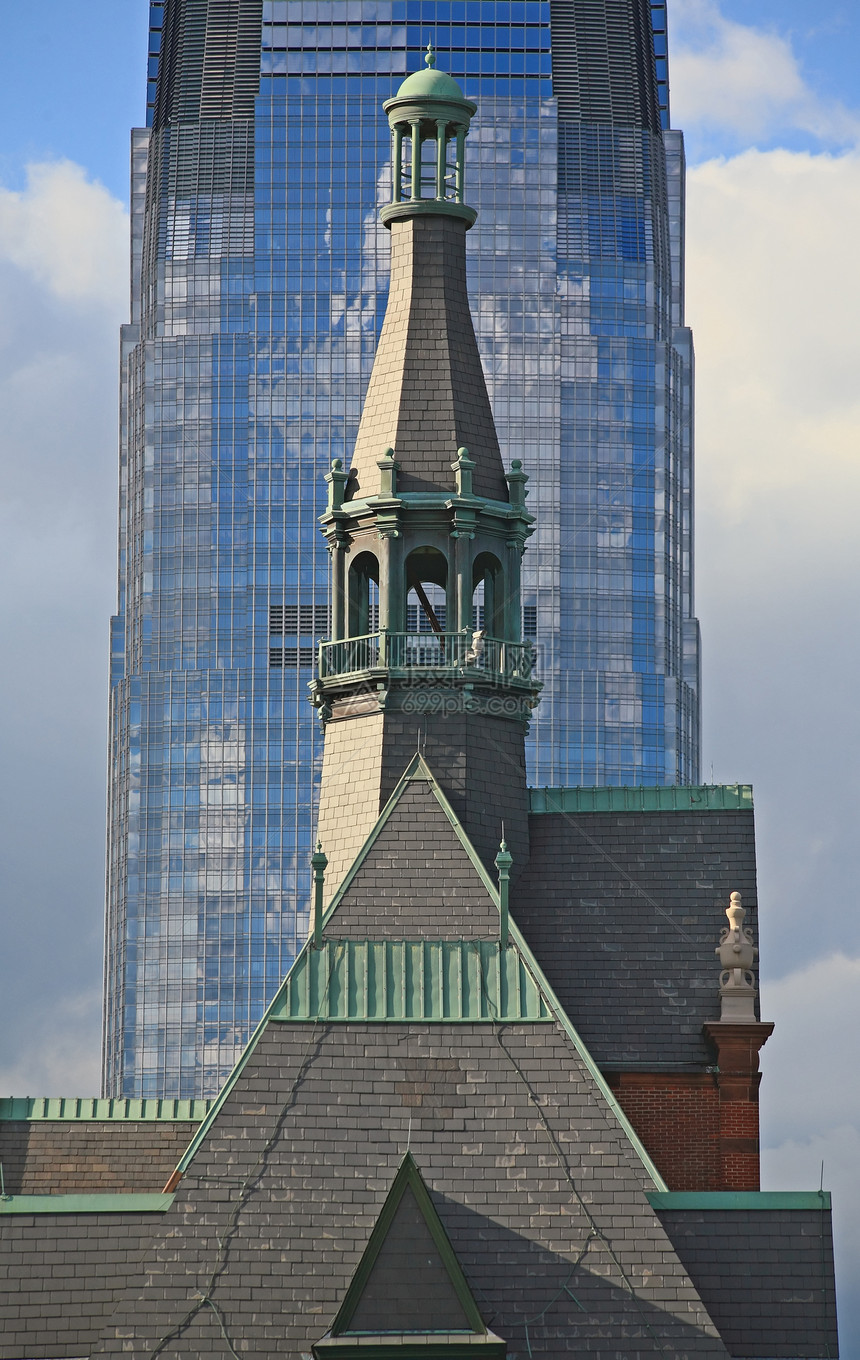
left=0, top=1116, right=202, bottom=1195
left=516, top=805, right=759, bottom=1069
left=90, top=1021, right=726, bottom=1358
left=61, top=761, right=728, bottom=1357
left=0, top=1208, right=166, bottom=1360
left=655, top=1200, right=838, bottom=1359
left=324, top=773, right=501, bottom=941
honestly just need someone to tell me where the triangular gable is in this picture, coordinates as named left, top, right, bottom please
left=312, top=1153, right=506, bottom=1356
left=333, top=1152, right=484, bottom=1335
left=320, top=754, right=501, bottom=941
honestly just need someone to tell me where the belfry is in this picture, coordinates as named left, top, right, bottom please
left=311, top=47, right=539, bottom=884
left=0, top=57, right=838, bottom=1360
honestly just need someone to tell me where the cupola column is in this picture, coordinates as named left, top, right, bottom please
left=453, top=536, right=471, bottom=635
left=409, top=119, right=422, bottom=199
left=325, top=457, right=349, bottom=642
left=392, top=124, right=404, bottom=201
left=435, top=119, right=447, bottom=197
left=330, top=546, right=347, bottom=642
left=455, top=127, right=466, bottom=200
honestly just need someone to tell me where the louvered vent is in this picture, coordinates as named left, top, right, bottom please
left=550, top=0, right=660, bottom=133
left=269, top=605, right=331, bottom=636
left=152, top=0, right=262, bottom=129
left=200, top=0, right=263, bottom=120
left=269, top=647, right=316, bottom=669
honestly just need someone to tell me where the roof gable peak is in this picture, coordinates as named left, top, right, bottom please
left=321, top=752, right=500, bottom=926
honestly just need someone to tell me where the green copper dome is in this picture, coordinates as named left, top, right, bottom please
left=395, top=66, right=466, bottom=101
left=395, top=44, right=467, bottom=102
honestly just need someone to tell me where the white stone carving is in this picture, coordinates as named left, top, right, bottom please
left=716, top=891, right=758, bottom=1022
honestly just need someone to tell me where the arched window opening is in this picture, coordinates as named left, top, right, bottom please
left=405, top=547, right=448, bottom=635
left=348, top=552, right=379, bottom=637
left=472, top=553, right=504, bottom=638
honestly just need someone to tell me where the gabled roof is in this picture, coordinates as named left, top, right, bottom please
left=95, top=1016, right=726, bottom=1355
left=168, top=756, right=667, bottom=1193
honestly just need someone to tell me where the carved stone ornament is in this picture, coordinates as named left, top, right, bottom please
left=716, top=891, right=758, bottom=1022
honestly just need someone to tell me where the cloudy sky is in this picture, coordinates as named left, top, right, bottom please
left=0, top=0, right=858, bottom=1345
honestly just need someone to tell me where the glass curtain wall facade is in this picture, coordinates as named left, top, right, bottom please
left=104, top=0, right=699, bottom=1097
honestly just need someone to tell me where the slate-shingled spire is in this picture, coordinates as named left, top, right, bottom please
left=347, top=50, right=508, bottom=501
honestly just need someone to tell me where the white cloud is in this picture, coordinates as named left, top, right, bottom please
left=687, top=146, right=860, bottom=973
left=0, top=161, right=127, bottom=307
left=0, top=163, right=127, bottom=1096
left=688, top=147, right=860, bottom=518
left=670, top=0, right=860, bottom=146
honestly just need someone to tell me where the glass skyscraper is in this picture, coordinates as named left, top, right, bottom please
left=104, top=0, right=699, bottom=1097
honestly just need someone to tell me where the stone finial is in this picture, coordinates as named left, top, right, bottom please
left=452, top=446, right=475, bottom=497
left=716, top=891, right=758, bottom=1022
left=377, top=447, right=399, bottom=497
left=325, top=458, right=349, bottom=513
left=505, top=459, right=528, bottom=509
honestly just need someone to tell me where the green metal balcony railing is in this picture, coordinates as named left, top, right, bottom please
left=317, top=631, right=536, bottom=683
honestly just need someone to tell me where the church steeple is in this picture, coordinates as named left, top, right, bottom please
left=347, top=50, right=507, bottom=501
left=311, top=61, right=540, bottom=897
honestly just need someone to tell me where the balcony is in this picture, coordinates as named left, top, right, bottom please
left=317, top=631, right=536, bottom=685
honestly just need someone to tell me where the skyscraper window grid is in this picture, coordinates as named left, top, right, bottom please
left=105, top=0, right=698, bottom=1096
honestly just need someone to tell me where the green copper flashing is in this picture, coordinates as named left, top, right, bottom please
left=529, top=784, right=754, bottom=814
left=0, top=1097, right=211, bottom=1122
left=648, top=1191, right=831, bottom=1212
left=270, top=938, right=552, bottom=1023
left=331, top=1151, right=488, bottom=1338
left=0, top=1193, right=175, bottom=1215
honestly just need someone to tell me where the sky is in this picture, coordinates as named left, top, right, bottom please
left=0, top=0, right=858, bottom=1345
